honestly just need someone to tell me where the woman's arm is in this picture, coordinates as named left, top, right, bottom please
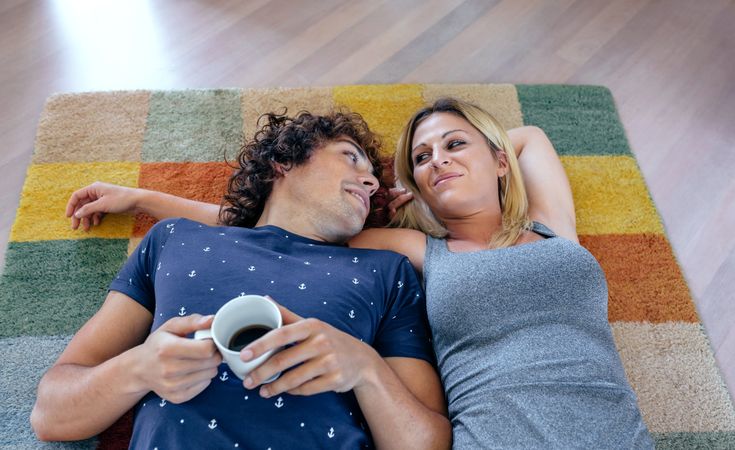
left=507, top=126, right=578, bottom=242
left=349, top=228, right=427, bottom=274
left=66, top=182, right=221, bottom=229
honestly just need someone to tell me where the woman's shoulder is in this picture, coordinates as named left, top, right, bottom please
left=349, top=228, right=426, bottom=273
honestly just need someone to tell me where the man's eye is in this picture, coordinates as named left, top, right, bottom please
left=345, top=151, right=358, bottom=163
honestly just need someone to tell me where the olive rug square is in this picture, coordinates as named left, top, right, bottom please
left=1, top=84, right=734, bottom=449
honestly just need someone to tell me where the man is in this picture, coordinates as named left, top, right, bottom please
left=31, top=110, right=450, bottom=449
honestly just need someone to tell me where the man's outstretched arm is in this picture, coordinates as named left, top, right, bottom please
left=31, top=292, right=220, bottom=441
left=66, top=182, right=221, bottom=230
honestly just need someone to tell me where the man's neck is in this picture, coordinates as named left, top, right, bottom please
left=255, top=203, right=324, bottom=241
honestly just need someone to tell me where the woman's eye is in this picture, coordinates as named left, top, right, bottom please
left=447, top=140, right=465, bottom=149
left=414, top=153, right=430, bottom=164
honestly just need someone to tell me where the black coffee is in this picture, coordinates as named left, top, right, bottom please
left=227, top=325, right=271, bottom=351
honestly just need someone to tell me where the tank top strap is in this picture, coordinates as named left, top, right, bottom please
left=425, top=234, right=449, bottom=258
left=531, top=221, right=557, bottom=238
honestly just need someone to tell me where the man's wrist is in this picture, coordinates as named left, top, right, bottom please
left=133, top=188, right=160, bottom=217
left=353, top=343, right=389, bottom=393
left=116, top=345, right=150, bottom=396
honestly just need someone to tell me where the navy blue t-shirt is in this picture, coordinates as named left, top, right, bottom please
left=109, top=218, right=433, bottom=449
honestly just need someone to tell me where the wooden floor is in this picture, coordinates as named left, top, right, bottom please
left=1, top=0, right=733, bottom=401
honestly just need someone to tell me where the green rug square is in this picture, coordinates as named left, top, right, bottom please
left=653, top=431, right=735, bottom=449
left=0, top=239, right=129, bottom=337
left=516, top=85, right=632, bottom=156
left=142, top=89, right=244, bottom=162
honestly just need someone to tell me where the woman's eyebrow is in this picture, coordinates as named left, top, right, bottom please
left=412, top=129, right=467, bottom=153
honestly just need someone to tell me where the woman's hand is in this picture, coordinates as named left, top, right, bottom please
left=65, top=182, right=144, bottom=231
left=387, top=186, right=414, bottom=220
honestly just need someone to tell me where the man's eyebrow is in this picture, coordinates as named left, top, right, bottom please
left=338, top=139, right=375, bottom=172
left=411, top=129, right=467, bottom=153
left=337, top=139, right=367, bottom=159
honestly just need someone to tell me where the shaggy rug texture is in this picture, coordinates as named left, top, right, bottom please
left=1, top=84, right=734, bottom=448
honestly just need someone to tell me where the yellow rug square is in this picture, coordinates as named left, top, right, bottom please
left=333, top=84, right=425, bottom=155
left=10, top=162, right=140, bottom=242
left=562, top=155, right=664, bottom=235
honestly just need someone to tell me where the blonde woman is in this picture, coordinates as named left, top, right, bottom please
left=67, top=99, right=652, bottom=448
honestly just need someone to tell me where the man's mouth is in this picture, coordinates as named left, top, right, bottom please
left=345, top=188, right=369, bottom=214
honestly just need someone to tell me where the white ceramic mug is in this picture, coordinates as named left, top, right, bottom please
left=194, top=295, right=282, bottom=381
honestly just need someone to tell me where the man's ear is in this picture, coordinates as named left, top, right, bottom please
left=273, top=162, right=292, bottom=177
left=496, top=150, right=510, bottom=177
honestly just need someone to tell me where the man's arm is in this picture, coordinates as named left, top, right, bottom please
left=66, top=182, right=221, bottom=230
left=31, top=292, right=221, bottom=441
left=240, top=303, right=451, bottom=450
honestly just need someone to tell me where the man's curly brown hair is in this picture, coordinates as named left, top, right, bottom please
left=220, top=109, right=383, bottom=228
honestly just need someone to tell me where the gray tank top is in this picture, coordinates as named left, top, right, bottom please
left=425, top=222, right=653, bottom=449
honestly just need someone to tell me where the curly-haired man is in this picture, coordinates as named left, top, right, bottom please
left=32, top=111, right=450, bottom=449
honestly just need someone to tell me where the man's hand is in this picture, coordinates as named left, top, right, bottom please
left=387, top=186, right=413, bottom=220
left=132, top=314, right=222, bottom=404
left=240, top=302, right=381, bottom=398
left=66, top=182, right=143, bottom=231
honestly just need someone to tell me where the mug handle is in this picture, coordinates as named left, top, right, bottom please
left=193, top=329, right=212, bottom=340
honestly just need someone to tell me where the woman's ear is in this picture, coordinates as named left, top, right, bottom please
left=496, top=150, right=510, bottom=177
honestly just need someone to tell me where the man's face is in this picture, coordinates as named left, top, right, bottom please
left=283, top=137, right=379, bottom=243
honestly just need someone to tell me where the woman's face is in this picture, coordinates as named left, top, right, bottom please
left=410, top=112, right=507, bottom=219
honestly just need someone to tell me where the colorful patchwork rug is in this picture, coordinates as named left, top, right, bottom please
left=1, top=85, right=734, bottom=448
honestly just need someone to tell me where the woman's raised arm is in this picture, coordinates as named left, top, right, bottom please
left=507, top=126, right=578, bottom=242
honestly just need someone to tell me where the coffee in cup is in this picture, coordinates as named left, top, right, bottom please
left=194, top=295, right=282, bottom=381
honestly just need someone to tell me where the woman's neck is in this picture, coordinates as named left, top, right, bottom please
left=441, top=207, right=503, bottom=246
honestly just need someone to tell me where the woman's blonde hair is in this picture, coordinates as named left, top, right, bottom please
left=390, top=97, right=532, bottom=249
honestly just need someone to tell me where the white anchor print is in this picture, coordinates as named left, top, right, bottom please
left=352, top=278, right=359, bottom=285
left=203, top=247, right=211, bottom=252
left=352, top=257, right=359, bottom=263
left=248, top=266, right=255, bottom=271
left=141, top=247, right=146, bottom=254
left=275, top=397, right=284, bottom=408
left=304, top=261, right=311, bottom=265
left=348, top=310, right=355, bottom=319
left=188, top=270, right=196, bottom=278
left=219, top=371, right=229, bottom=382
left=239, top=292, right=246, bottom=297
left=218, top=232, right=225, bottom=236
left=208, top=419, right=218, bottom=430
left=166, top=223, right=175, bottom=229
left=159, top=398, right=167, bottom=407
left=157, top=262, right=161, bottom=271
left=298, top=283, right=306, bottom=290
left=397, top=281, right=404, bottom=289
left=178, top=307, right=187, bottom=316
left=328, top=427, right=335, bottom=438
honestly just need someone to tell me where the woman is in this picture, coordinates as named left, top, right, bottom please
left=67, top=98, right=652, bottom=448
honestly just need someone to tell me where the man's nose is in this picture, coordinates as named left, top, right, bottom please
left=360, top=173, right=379, bottom=197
